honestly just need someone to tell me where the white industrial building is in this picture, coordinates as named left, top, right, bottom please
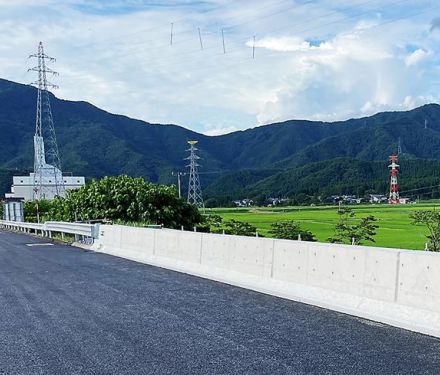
left=5, top=135, right=85, bottom=201
left=6, top=173, right=85, bottom=201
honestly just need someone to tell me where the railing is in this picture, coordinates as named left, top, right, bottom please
left=0, top=220, right=99, bottom=244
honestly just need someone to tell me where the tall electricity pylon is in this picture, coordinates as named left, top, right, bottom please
left=388, top=154, right=400, bottom=204
left=28, top=42, right=65, bottom=200
left=186, top=141, right=204, bottom=208
left=397, top=137, right=402, bottom=156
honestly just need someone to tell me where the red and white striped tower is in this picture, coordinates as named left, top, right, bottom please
left=388, top=154, right=400, bottom=204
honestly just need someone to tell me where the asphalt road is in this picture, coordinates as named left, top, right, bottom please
left=0, top=230, right=439, bottom=375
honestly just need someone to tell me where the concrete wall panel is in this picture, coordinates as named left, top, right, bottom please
left=272, top=240, right=309, bottom=284
left=155, top=230, right=202, bottom=264
left=363, top=247, right=399, bottom=302
left=119, top=226, right=155, bottom=262
left=398, top=251, right=440, bottom=312
left=201, top=233, right=233, bottom=271
left=227, top=236, right=273, bottom=278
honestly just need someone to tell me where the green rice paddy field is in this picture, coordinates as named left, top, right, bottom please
left=210, top=202, right=440, bottom=250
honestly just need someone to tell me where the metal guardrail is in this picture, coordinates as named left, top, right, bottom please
left=45, top=221, right=99, bottom=238
left=0, top=220, right=99, bottom=244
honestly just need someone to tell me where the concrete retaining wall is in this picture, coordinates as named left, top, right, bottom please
left=92, top=225, right=440, bottom=338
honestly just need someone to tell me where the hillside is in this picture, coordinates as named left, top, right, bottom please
left=1, top=78, right=440, bottom=202
left=204, top=158, right=440, bottom=204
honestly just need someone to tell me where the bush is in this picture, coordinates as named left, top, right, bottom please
left=269, top=220, right=316, bottom=241
left=48, top=175, right=203, bottom=229
left=24, top=199, right=52, bottom=222
left=222, top=219, right=257, bottom=236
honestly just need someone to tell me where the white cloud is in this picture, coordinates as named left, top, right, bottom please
left=203, top=125, right=238, bottom=136
left=404, top=48, right=430, bottom=66
left=0, top=0, right=438, bottom=133
left=247, top=36, right=312, bottom=52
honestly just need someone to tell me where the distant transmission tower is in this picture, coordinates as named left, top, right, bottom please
left=186, top=141, right=204, bottom=208
left=28, top=42, right=65, bottom=199
left=397, top=137, right=402, bottom=156
left=388, top=154, right=400, bottom=204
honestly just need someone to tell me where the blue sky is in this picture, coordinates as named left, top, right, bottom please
left=0, top=0, right=439, bottom=134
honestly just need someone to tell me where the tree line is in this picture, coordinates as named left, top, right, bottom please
left=9, top=174, right=440, bottom=252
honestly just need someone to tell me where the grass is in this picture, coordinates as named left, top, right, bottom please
left=206, top=202, right=440, bottom=250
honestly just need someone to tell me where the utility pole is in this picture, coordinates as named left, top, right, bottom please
left=28, top=42, right=65, bottom=200
left=186, top=141, right=204, bottom=208
left=171, top=171, right=185, bottom=198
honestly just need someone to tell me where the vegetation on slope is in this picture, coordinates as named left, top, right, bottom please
left=3, top=78, right=440, bottom=203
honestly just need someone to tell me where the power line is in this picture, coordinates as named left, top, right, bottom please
left=83, top=0, right=417, bottom=70
left=153, top=0, right=435, bottom=74
left=76, top=0, right=294, bottom=52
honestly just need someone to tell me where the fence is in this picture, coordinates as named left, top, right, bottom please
left=0, top=220, right=99, bottom=243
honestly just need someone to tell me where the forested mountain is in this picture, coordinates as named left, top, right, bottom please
left=204, top=159, right=440, bottom=205
left=1, top=77, right=440, bottom=203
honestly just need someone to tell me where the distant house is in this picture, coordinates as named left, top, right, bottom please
left=328, top=195, right=363, bottom=204
left=233, top=199, right=253, bottom=207
left=369, top=194, right=387, bottom=204
left=267, top=197, right=288, bottom=206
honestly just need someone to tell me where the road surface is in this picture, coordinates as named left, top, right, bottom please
left=0, top=230, right=439, bottom=374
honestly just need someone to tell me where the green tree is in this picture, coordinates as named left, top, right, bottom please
left=329, top=206, right=378, bottom=245
left=269, top=220, right=316, bottom=241
left=196, top=214, right=223, bottom=233
left=410, top=210, right=440, bottom=251
left=48, top=175, right=202, bottom=229
left=24, top=200, right=52, bottom=222
left=222, top=219, right=257, bottom=236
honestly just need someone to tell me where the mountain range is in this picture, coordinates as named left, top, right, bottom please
left=1, top=77, right=440, bottom=204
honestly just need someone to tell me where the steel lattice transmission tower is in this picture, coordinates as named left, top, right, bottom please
left=397, top=137, right=402, bottom=156
left=28, top=42, right=65, bottom=200
left=388, top=154, right=400, bottom=204
left=186, top=141, right=204, bottom=208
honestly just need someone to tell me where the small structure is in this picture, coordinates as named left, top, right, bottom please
left=369, top=194, right=387, bottom=204
left=2, top=198, right=24, bottom=222
left=233, top=199, right=254, bottom=207
left=6, top=175, right=85, bottom=201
